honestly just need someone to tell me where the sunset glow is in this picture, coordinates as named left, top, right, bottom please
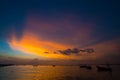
left=0, top=0, right=120, bottom=64
left=7, top=32, right=75, bottom=59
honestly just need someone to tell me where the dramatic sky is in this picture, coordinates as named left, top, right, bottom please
left=0, top=0, right=120, bottom=64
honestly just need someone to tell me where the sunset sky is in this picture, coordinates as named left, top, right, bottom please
left=0, top=0, right=120, bottom=64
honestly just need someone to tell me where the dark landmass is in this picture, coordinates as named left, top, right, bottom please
left=0, top=63, right=120, bottom=67
left=0, top=64, right=15, bottom=67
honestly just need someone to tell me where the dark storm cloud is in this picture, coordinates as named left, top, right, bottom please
left=58, top=49, right=72, bottom=55
left=57, top=48, right=94, bottom=55
left=82, top=48, right=95, bottom=53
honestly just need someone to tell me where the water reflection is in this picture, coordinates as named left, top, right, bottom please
left=0, top=65, right=119, bottom=80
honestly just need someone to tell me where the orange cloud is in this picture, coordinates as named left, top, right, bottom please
left=7, top=32, right=76, bottom=59
left=7, top=13, right=97, bottom=60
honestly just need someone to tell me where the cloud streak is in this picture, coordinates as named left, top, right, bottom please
left=57, top=48, right=94, bottom=55
left=6, top=13, right=119, bottom=61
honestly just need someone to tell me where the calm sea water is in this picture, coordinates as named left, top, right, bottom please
left=0, top=65, right=120, bottom=80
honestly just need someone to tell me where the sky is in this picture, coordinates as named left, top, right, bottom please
left=0, top=0, right=120, bottom=64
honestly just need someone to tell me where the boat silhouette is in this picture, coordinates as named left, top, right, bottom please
left=32, top=64, right=39, bottom=67
left=52, top=65, right=56, bottom=67
left=96, top=66, right=112, bottom=72
left=80, top=65, right=92, bottom=70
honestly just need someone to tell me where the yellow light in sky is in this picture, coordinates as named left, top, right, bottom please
left=7, top=32, right=74, bottom=59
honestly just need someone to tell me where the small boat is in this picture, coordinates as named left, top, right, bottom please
left=33, top=64, right=39, bottom=67
left=96, top=66, right=112, bottom=72
left=52, top=65, right=56, bottom=67
left=80, top=65, right=92, bottom=70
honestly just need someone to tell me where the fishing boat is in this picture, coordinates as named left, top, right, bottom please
left=80, top=65, right=92, bottom=70
left=52, top=65, right=56, bottom=67
left=96, top=66, right=112, bottom=72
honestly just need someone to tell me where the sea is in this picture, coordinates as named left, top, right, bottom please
left=0, top=65, right=120, bottom=80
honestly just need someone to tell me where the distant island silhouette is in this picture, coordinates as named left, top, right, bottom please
left=0, top=64, right=15, bottom=67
